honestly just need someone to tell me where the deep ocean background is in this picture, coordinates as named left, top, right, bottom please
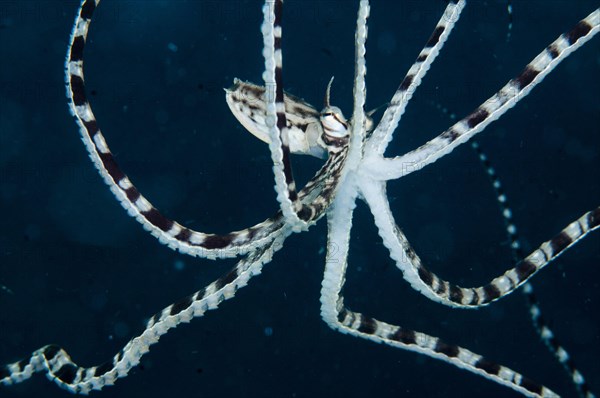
left=1, top=1, right=599, bottom=397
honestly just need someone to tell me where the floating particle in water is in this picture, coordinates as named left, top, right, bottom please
left=167, top=42, right=178, bottom=52
left=263, top=327, right=273, bottom=337
left=173, top=259, right=185, bottom=271
left=0, top=284, right=13, bottom=295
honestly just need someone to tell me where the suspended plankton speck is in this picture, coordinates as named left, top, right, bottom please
left=167, top=42, right=178, bottom=52
left=173, top=259, right=185, bottom=271
left=0, top=284, right=13, bottom=295
left=264, top=327, right=273, bottom=337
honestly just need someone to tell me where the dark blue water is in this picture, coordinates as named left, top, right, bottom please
left=1, top=1, right=598, bottom=397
